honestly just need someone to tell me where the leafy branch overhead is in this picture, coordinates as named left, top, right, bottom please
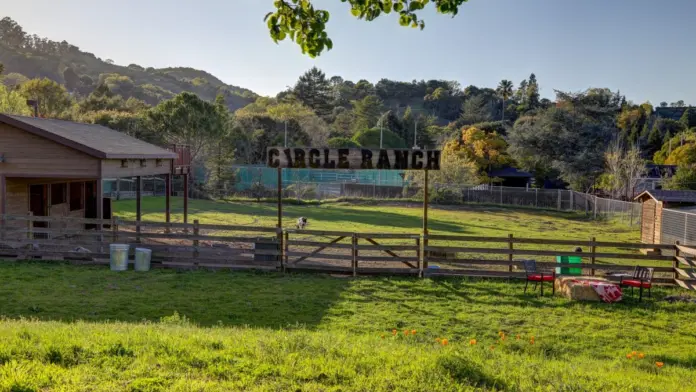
left=265, top=0, right=469, bottom=57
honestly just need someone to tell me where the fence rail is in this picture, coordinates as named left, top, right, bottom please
left=2, top=214, right=694, bottom=290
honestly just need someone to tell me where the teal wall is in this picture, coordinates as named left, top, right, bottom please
left=233, top=165, right=406, bottom=190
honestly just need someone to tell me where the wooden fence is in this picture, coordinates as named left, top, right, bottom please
left=0, top=214, right=695, bottom=290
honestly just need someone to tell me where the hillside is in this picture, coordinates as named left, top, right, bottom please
left=0, top=17, right=257, bottom=111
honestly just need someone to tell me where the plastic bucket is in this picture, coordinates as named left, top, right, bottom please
left=110, top=244, right=130, bottom=271
left=556, top=256, right=582, bottom=275
left=134, top=248, right=152, bottom=272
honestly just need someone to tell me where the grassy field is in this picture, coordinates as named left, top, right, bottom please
left=1, top=198, right=694, bottom=391
left=0, top=264, right=695, bottom=391
left=113, top=196, right=639, bottom=240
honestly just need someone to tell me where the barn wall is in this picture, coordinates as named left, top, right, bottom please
left=101, top=159, right=173, bottom=178
left=0, top=123, right=100, bottom=178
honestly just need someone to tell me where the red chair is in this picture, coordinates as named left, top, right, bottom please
left=522, top=260, right=556, bottom=296
left=620, top=266, right=654, bottom=301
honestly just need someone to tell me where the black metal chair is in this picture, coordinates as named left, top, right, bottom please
left=522, top=260, right=556, bottom=296
left=620, top=266, right=654, bottom=301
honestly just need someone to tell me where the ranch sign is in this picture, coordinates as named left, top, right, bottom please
left=266, top=147, right=441, bottom=170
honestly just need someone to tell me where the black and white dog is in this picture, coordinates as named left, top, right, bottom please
left=296, top=217, right=308, bottom=230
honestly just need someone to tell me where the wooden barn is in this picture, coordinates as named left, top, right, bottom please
left=0, top=114, right=188, bottom=234
left=634, top=190, right=696, bottom=245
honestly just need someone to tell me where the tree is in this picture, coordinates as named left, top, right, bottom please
left=19, top=78, right=73, bottom=118
left=509, top=106, right=614, bottom=191
left=0, top=17, right=27, bottom=47
left=680, top=108, right=696, bottom=129
left=660, top=102, right=668, bottom=108
left=327, top=137, right=360, bottom=148
left=147, top=92, right=224, bottom=165
left=351, top=95, right=384, bottom=132
left=526, top=73, right=540, bottom=110
left=457, top=126, right=512, bottom=177
left=459, top=95, right=491, bottom=125
left=0, top=62, right=4, bottom=75
left=496, top=80, right=513, bottom=122
left=265, top=0, right=471, bottom=57
left=663, top=166, right=696, bottom=190
left=671, top=100, right=686, bottom=107
left=0, top=83, right=31, bottom=115
left=599, top=141, right=645, bottom=200
left=406, top=139, right=479, bottom=195
left=292, top=67, right=332, bottom=117
left=62, top=67, right=80, bottom=91
left=351, top=128, right=406, bottom=148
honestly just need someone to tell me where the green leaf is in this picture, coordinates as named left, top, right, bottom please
left=326, top=38, right=333, bottom=50
left=263, top=12, right=274, bottom=22
left=394, top=2, right=404, bottom=12
left=278, top=31, right=287, bottom=40
left=383, top=0, right=393, bottom=13
left=351, top=8, right=361, bottom=17
left=399, top=15, right=409, bottom=26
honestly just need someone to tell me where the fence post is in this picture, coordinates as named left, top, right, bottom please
left=535, top=188, right=538, bottom=208
left=508, top=234, right=514, bottom=273
left=585, top=195, right=589, bottom=215
left=282, top=230, right=289, bottom=272
left=352, top=233, right=358, bottom=277
left=593, top=196, right=598, bottom=219
left=674, top=241, right=680, bottom=280
left=112, top=217, right=118, bottom=244
left=569, top=191, right=574, bottom=211
left=557, top=189, right=562, bottom=210
left=590, top=236, right=596, bottom=276
left=193, top=219, right=200, bottom=265
left=420, top=233, right=426, bottom=277
left=500, top=186, right=503, bottom=205
left=26, top=211, right=33, bottom=240
left=416, top=236, right=422, bottom=276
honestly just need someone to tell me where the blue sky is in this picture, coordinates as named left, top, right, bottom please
left=5, top=0, right=696, bottom=104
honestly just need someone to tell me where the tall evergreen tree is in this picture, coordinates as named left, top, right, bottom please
left=526, top=73, right=540, bottom=110
left=680, top=108, right=696, bottom=129
left=292, top=67, right=333, bottom=117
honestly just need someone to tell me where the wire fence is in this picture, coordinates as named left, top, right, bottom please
left=661, top=208, right=696, bottom=247
left=224, top=180, right=641, bottom=226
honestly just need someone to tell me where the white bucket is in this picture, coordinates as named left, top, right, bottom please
left=110, top=244, right=130, bottom=271
left=134, top=248, right=152, bottom=272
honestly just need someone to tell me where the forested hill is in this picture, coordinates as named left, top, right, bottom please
left=0, top=17, right=257, bottom=111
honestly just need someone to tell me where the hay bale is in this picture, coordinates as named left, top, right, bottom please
left=555, top=277, right=610, bottom=302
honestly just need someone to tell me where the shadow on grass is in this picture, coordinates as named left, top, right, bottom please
left=0, top=262, right=352, bottom=329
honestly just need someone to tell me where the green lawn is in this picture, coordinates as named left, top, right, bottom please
left=1, top=198, right=693, bottom=391
left=0, top=264, right=695, bottom=391
left=112, top=197, right=639, bottom=242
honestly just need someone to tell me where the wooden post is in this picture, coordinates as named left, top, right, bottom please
left=183, top=173, right=189, bottom=225
left=508, top=234, right=514, bottom=273
left=27, top=211, right=33, bottom=240
left=535, top=188, right=538, bottom=207
left=136, top=176, right=142, bottom=243
left=416, top=236, right=422, bottom=276
left=111, top=217, right=118, bottom=244
left=193, top=219, right=200, bottom=265
left=590, top=237, right=596, bottom=276
left=0, top=174, right=6, bottom=240
left=165, top=173, right=171, bottom=233
left=277, top=168, right=282, bottom=238
left=96, top=178, right=104, bottom=227
left=282, top=230, right=289, bottom=272
left=352, top=233, right=358, bottom=277
left=423, top=169, right=429, bottom=269
left=674, top=241, right=680, bottom=280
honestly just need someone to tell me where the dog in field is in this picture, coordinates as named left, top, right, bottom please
left=296, top=217, right=308, bottom=230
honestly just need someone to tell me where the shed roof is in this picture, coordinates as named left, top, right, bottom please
left=0, top=114, right=176, bottom=159
left=634, top=190, right=696, bottom=203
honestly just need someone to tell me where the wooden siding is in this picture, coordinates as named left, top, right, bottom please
left=101, top=159, right=173, bottom=178
left=655, top=201, right=664, bottom=244
left=0, top=123, right=99, bottom=177
left=641, top=199, right=657, bottom=244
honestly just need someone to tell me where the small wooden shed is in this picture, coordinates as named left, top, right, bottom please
left=634, top=190, right=696, bottom=245
left=0, top=114, right=189, bottom=234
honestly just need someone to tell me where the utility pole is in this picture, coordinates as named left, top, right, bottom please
left=413, top=117, right=419, bottom=148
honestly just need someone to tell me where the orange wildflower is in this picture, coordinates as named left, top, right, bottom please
left=638, top=353, right=645, bottom=359
left=411, top=329, right=417, bottom=335
left=469, top=339, right=477, bottom=345
left=632, top=351, right=637, bottom=356
left=626, top=353, right=633, bottom=359
left=436, top=338, right=441, bottom=343
left=404, top=330, right=409, bottom=336
left=392, top=329, right=397, bottom=335
left=441, top=339, right=449, bottom=346
left=516, top=334, right=521, bottom=340
left=656, top=362, right=664, bottom=368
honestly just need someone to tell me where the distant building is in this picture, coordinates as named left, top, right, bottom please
left=633, top=164, right=677, bottom=196
left=487, top=167, right=533, bottom=188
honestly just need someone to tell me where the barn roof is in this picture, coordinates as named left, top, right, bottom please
left=634, top=190, right=696, bottom=203
left=0, top=114, right=176, bottom=160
